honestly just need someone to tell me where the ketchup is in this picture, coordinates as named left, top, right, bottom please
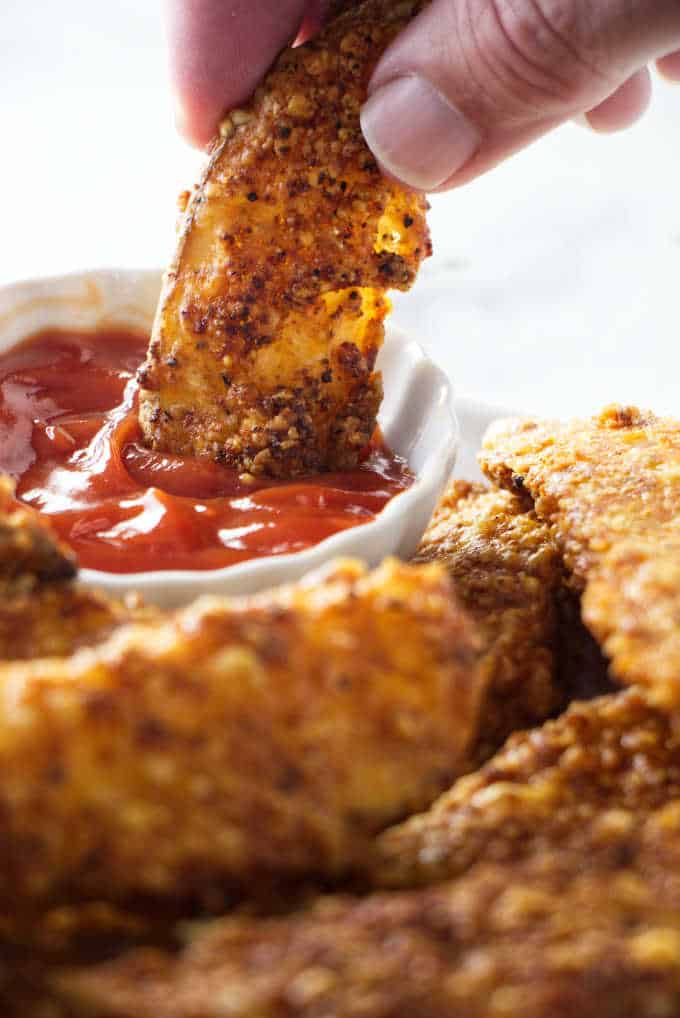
left=0, top=329, right=413, bottom=574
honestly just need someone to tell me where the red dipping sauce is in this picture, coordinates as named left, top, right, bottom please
left=0, top=329, right=413, bottom=574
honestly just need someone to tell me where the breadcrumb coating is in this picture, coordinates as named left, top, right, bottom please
left=414, top=480, right=564, bottom=762
left=375, top=686, right=680, bottom=886
left=0, top=555, right=483, bottom=926
left=480, top=405, right=680, bottom=707
left=139, top=0, right=431, bottom=477
left=59, top=690, right=680, bottom=1018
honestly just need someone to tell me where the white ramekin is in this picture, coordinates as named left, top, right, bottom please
left=0, top=269, right=457, bottom=606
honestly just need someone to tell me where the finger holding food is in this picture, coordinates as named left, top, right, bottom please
left=139, top=0, right=431, bottom=479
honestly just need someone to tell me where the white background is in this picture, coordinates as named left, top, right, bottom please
left=1, top=1, right=679, bottom=416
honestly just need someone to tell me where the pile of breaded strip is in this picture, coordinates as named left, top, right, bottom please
left=4, top=402, right=680, bottom=1018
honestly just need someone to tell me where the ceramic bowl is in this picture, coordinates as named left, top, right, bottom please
left=0, top=269, right=458, bottom=607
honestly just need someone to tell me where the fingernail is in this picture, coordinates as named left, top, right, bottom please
left=361, top=75, right=481, bottom=191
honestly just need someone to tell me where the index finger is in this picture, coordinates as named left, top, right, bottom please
left=167, top=0, right=312, bottom=148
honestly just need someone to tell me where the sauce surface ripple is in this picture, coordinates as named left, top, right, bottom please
left=0, top=329, right=413, bottom=573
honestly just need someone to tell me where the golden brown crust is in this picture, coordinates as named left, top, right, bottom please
left=1, top=902, right=164, bottom=1018
left=414, top=480, right=564, bottom=762
left=0, top=586, right=156, bottom=661
left=58, top=690, right=680, bottom=1018
left=480, top=405, right=680, bottom=707
left=584, top=540, right=680, bottom=708
left=138, top=0, right=430, bottom=478
left=0, top=557, right=483, bottom=925
left=60, top=871, right=680, bottom=1018
left=2, top=960, right=71, bottom=1018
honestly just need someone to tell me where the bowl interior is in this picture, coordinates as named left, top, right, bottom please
left=0, top=270, right=457, bottom=606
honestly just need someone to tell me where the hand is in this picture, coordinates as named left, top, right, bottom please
left=167, top=0, right=329, bottom=147
left=168, top=0, right=680, bottom=192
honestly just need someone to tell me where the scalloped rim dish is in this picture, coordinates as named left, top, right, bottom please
left=0, top=269, right=458, bottom=607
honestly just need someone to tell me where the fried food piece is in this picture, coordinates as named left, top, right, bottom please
left=479, top=405, right=680, bottom=583
left=480, top=405, right=680, bottom=707
left=59, top=869, right=680, bottom=1018
left=1, top=904, right=157, bottom=1018
left=59, top=690, right=680, bottom=1018
left=584, top=539, right=680, bottom=708
left=375, top=686, right=679, bottom=887
left=0, top=585, right=154, bottom=661
left=0, top=557, right=483, bottom=924
left=2, top=958, right=70, bottom=1018
left=414, top=481, right=564, bottom=762
left=139, top=0, right=431, bottom=478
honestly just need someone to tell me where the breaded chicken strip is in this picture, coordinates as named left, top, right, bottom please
left=59, top=690, right=680, bottom=1018
left=414, top=481, right=564, bottom=762
left=480, top=405, right=680, bottom=707
left=0, top=557, right=483, bottom=925
left=139, top=0, right=431, bottom=478
left=60, top=869, right=680, bottom=1018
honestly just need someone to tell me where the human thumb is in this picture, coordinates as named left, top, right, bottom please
left=360, top=0, right=680, bottom=191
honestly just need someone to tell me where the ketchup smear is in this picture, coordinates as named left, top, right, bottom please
left=0, top=329, right=413, bottom=574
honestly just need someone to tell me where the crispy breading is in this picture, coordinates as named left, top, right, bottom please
left=0, top=585, right=155, bottom=661
left=414, top=481, right=564, bottom=762
left=59, top=869, right=680, bottom=1018
left=2, top=958, right=69, bottom=1018
left=1, top=905, right=156, bottom=1018
left=479, top=405, right=680, bottom=584
left=480, top=405, right=680, bottom=707
left=138, top=0, right=431, bottom=478
left=58, top=690, right=680, bottom=1018
left=374, top=686, right=680, bottom=887
left=0, top=556, right=483, bottom=925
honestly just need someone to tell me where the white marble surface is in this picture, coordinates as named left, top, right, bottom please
left=1, top=1, right=679, bottom=417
